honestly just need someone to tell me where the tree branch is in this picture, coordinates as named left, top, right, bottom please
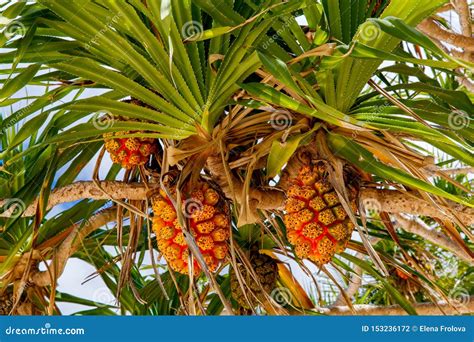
left=31, top=208, right=117, bottom=287
left=333, top=256, right=363, bottom=306
left=1, top=181, right=148, bottom=217
left=334, top=238, right=381, bottom=306
left=206, top=154, right=286, bottom=212
left=456, top=75, right=474, bottom=92
left=394, top=214, right=473, bottom=264
left=418, top=18, right=474, bottom=51
left=453, top=0, right=472, bottom=37
left=2, top=182, right=473, bottom=226
left=361, top=188, right=474, bottom=225
left=440, top=166, right=474, bottom=175
left=436, top=3, right=454, bottom=13
left=324, top=297, right=474, bottom=315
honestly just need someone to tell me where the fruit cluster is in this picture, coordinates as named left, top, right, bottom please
left=230, top=251, right=278, bottom=309
left=152, top=181, right=230, bottom=274
left=284, top=162, right=357, bottom=265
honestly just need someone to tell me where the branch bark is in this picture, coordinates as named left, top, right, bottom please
left=334, top=240, right=380, bottom=306
left=333, top=260, right=363, bottom=306
left=436, top=3, right=453, bottom=13
left=325, top=297, right=474, bottom=315
left=453, top=0, right=472, bottom=37
left=206, top=154, right=286, bottom=212
left=1, top=181, right=148, bottom=217
left=361, top=188, right=474, bottom=225
left=440, top=166, right=474, bottom=175
left=2, top=182, right=473, bottom=225
left=418, top=18, right=474, bottom=51
left=31, top=208, right=117, bottom=286
left=456, top=75, right=474, bottom=92
left=395, top=215, right=472, bottom=264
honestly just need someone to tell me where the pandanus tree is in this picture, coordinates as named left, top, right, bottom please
left=0, top=0, right=472, bottom=315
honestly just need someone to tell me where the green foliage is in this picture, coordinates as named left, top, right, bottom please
left=0, top=0, right=471, bottom=316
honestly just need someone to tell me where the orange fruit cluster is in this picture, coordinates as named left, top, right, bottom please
left=284, top=162, right=357, bottom=265
left=104, top=133, right=156, bottom=169
left=152, top=181, right=230, bottom=274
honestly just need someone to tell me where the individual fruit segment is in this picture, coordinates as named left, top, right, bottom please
left=284, top=161, right=357, bottom=265
left=152, top=181, right=230, bottom=275
left=230, top=250, right=278, bottom=309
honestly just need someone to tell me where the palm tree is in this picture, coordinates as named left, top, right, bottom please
left=0, top=0, right=472, bottom=316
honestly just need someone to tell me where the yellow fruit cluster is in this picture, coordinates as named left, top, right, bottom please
left=152, top=181, right=230, bottom=274
left=284, top=162, right=357, bottom=265
left=104, top=133, right=156, bottom=169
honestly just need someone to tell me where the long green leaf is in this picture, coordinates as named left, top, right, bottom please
left=327, top=133, right=473, bottom=207
left=0, top=64, right=41, bottom=103
left=341, top=252, right=417, bottom=315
